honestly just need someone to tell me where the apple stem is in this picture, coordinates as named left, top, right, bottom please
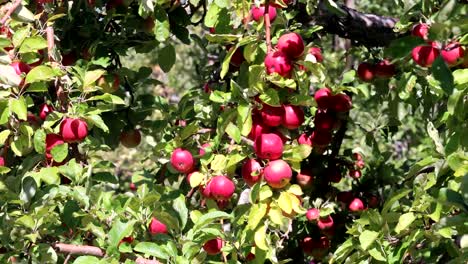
left=0, top=0, right=22, bottom=25
left=46, top=26, right=55, bottom=62
left=264, top=1, right=272, bottom=53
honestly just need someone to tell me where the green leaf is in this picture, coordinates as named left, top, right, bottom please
left=51, top=143, right=68, bottom=162
left=9, top=96, right=27, bottom=120
left=259, top=88, right=280, bottom=106
left=254, top=225, right=268, bottom=250
left=83, top=69, right=105, bottom=90
left=20, top=176, right=37, bottom=203
left=85, top=115, right=109, bottom=132
left=438, top=188, right=468, bottom=212
left=209, top=90, right=231, bottom=103
left=431, top=56, right=454, bottom=95
left=237, top=103, right=252, bottom=137
left=247, top=203, right=268, bottom=230
left=172, top=195, right=188, bottom=229
left=204, top=3, right=220, bottom=27
left=25, top=66, right=56, bottom=84
left=331, top=238, right=354, bottom=263
left=0, top=65, right=22, bottom=87
left=58, top=159, right=83, bottom=184
left=27, top=82, right=48, bottom=92
left=19, top=36, right=47, bottom=53
left=153, top=7, right=170, bottom=42
left=278, top=192, right=292, bottom=215
left=368, top=247, right=387, bottom=261
left=382, top=189, right=411, bottom=217
left=134, top=242, right=170, bottom=259
left=220, top=45, right=238, bottom=79
left=395, top=212, right=416, bottom=234
left=87, top=94, right=125, bottom=105
left=11, top=4, right=35, bottom=23
left=341, top=70, right=356, bottom=84
left=453, top=69, right=468, bottom=87
left=225, top=122, right=241, bottom=143
left=426, top=122, right=445, bottom=156
left=108, top=220, right=136, bottom=251
left=385, top=36, right=425, bottom=59
left=158, top=44, right=176, bottom=73
left=33, top=129, right=46, bottom=154
left=193, top=211, right=231, bottom=231
left=359, top=230, right=379, bottom=250
left=0, top=129, right=11, bottom=146
left=73, top=256, right=101, bottom=264
left=30, top=167, right=60, bottom=185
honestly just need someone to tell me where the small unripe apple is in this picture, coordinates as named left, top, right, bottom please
left=311, top=130, right=332, bottom=147
left=349, top=169, right=361, bottom=179
left=412, top=45, right=439, bottom=67
left=281, top=104, right=304, bottom=129
left=264, top=51, right=293, bottom=78
left=170, top=148, right=194, bottom=173
left=329, top=93, right=352, bottom=112
left=11, top=61, right=31, bottom=75
left=98, top=74, right=120, bottom=93
left=317, top=215, right=334, bottom=230
left=45, top=134, right=65, bottom=160
left=441, top=42, right=464, bottom=66
left=242, top=159, right=263, bottom=186
left=277, top=32, right=304, bottom=59
left=357, top=62, right=375, bottom=82
left=308, top=47, right=323, bottom=62
left=254, top=133, right=284, bottom=160
left=120, top=129, right=141, bottom=148
left=314, top=111, right=335, bottom=131
left=374, top=59, right=396, bottom=78
left=251, top=5, right=277, bottom=22
left=209, top=175, right=235, bottom=201
left=411, top=23, right=429, bottom=40
left=60, top=118, right=88, bottom=143
left=39, top=104, right=54, bottom=120
left=148, top=217, right=168, bottom=235
left=306, top=208, right=320, bottom=221
left=348, top=198, right=365, bottom=212
left=314, top=88, right=332, bottom=109
left=249, top=115, right=271, bottom=140
left=264, top=159, right=292, bottom=189
left=260, top=104, right=284, bottom=127
left=199, top=142, right=211, bottom=156
left=298, top=133, right=312, bottom=146
left=296, top=169, right=313, bottom=189
left=203, top=238, right=223, bottom=255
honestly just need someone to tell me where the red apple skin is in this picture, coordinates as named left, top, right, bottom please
left=251, top=5, right=277, bottom=22
left=45, top=134, right=65, bottom=160
left=249, top=115, right=271, bottom=140
left=277, top=32, right=305, bottom=59
left=441, top=42, right=464, bottom=66
left=129, top=182, right=137, bottom=191
left=357, top=62, right=375, bottom=82
left=120, top=129, right=141, bottom=148
left=203, top=238, right=223, bottom=255
left=367, top=195, right=379, bottom=208
left=246, top=252, right=256, bottom=261
left=308, top=47, right=323, bottom=62
left=263, top=159, right=292, bottom=189
left=353, top=153, right=362, bottom=161
left=200, top=180, right=212, bottom=198
left=337, top=191, right=354, bottom=204
left=375, top=59, right=396, bottom=78
left=281, top=105, right=304, bottom=129
left=349, top=169, right=361, bottom=179
left=203, top=83, right=211, bottom=93
left=329, top=93, right=352, bottom=113
left=242, top=159, right=263, bottom=186
left=199, top=143, right=211, bottom=156
left=298, top=133, right=312, bottom=146
left=148, top=217, right=168, bottom=235
left=301, top=237, right=314, bottom=256
left=254, top=133, right=284, bottom=160
left=261, top=104, right=284, bottom=127
left=306, top=208, right=320, bottom=221
left=327, top=167, right=342, bottom=183
left=170, top=148, right=194, bottom=174
left=349, top=198, right=365, bottom=212
left=412, top=23, right=429, bottom=40
left=0, top=156, right=5, bottom=166
left=314, top=111, right=335, bottom=131
left=264, top=51, right=293, bottom=78
left=60, top=118, right=88, bottom=143
left=11, top=61, right=31, bottom=75
left=296, top=169, right=313, bottom=189
left=120, top=236, right=134, bottom=245
left=317, top=215, right=334, bottom=230
left=311, top=130, right=332, bottom=147
left=39, top=104, right=54, bottom=120
left=412, top=45, right=440, bottom=67
left=61, top=52, right=77, bottom=66
left=229, top=47, right=245, bottom=67
left=314, top=88, right=332, bottom=109
left=209, top=175, right=235, bottom=201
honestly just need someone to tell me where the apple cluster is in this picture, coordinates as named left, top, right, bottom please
left=357, top=59, right=396, bottom=82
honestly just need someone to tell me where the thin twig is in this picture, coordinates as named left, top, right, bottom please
left=0, top=0, right=22, bottom=25
left=46, top=26, right=55, bottom=62
left=264, top=1, right=272, bottom=53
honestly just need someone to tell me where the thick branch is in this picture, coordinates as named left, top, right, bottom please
left=298, top=1, right=402, bottom=47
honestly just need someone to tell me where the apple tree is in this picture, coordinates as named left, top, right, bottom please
left=0, top=0, right=467, bottom=263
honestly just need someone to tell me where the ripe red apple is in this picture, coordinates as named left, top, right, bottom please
left=301, top=237, right=314, bottom=256
left=441, top=42, right=464, bottom=66
left=349, top=169, right=361, bottom=179
left=311, top=130, right=332, bottom=147
left=251, top=5, right=277, bottom=22
left=242, top=159, right=263, bottom=186
left=296, top=169, right=313, bottom=189
left=229, top=46, right=245, bottom=67
left=260, top=104, right=284, bottom=127
left=412, top=23, right=429, bottom=40
left=353, top=152, right=362, bottom=161
left=246, top=252, right=255, bottom=261
left=308, top=47, right=323, bottom=62
left=120, top=129, right=141, bottom=148
left=203, top=238, right=223, bottom=255
left=264, top=51, right=293, bottom=78
left=249, top=115, right=271, bottom=140
left=170, top=148, right=194, bottom=173
left=148, top=217, right=168, bottom=235
left=314, top=111, right=335, bottom=131
left=317, top=215, right=334, bottom=230
left=412, top=45, right=439, bottom=67
left=281, top=104, right=304, bottom=129
left=306, top=208, right=320, bottom=221
left=200, top=180, right=212, bottom=198
left=203, top=83, right=211, bottom=93
left=98, top=74, right=120, bottom=93
left=254, top=133, right=284, bottom=160
left=209, top=175, right=235, bottom=201
left=277, top=32, right=304, bottom=59
left=263, top=159, right=292, bottom=189
left=374, top=59, right=396, bottom=78
left=357, top=62, right=375, bottom=82
left=298, top=133, right=312, bottom=146
left=199, top=143, right=211, bottom=156
left=60, top=118, right=88, bottom=143
left=0, top=156, right=5, bottom=166
left=314, top=88, right=332, bottom=109
left=39, top=104, right=54, bottom=120
left=129, top=182, right=137, bottom=191
left=11, top=61, right=31, bottom=75
left=0, top=26, right=12, bottom=38
left=356, top=159, right=365, bottom=169
left=337, top=191, right=353, bottom=204
left=329, top=93, right=352, bottom=112
left=45, top=134, right=65, bottom=160
left=348, top=198, right=365, bottom=212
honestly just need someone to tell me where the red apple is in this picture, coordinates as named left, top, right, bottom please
left=249, top=115, right=271, bottom=140
left=251, top=5, right=277, bottom=22
left=356, top=159, right=365, bottom=169
left=311, top=130, right=332, bottom=147
left=349, top=169, right=361, bottom=179
left=254, top=133, right=284, bottom=160
left=329, top=93, right=352, bottom=112
left=263, top=159, right=292, bottom=189
left=353, top=153, right=362, bottom=161
left=314, top=88, right=332, bottom=109
left=314, top=111, right=335, bottom=131
left=120, top=236, right=134, bottom=245
left=264, top=51, right=293, bottom=78
left=246, top=252, right=255, bottom=261
left=241, top=159, right=263, bottom=186
left=308, top=47, right=323, bottom=62
left=45, top=134, right=65, bottom=160
left=229, top=47, right=245, bottom=67
left=374, top=59, right=396, bottom=78
left=296, top=169, right=313, bottom=189
left=0, top=26, right=12, bottom=38
left=120, top=129, right=141, bottom=148
left=298, top=133, right=312, bottom=146
left=209, top=175, right=235, bottom=201
left=348, top=198, right=365, bottom=212
left=129, top=182, right=137, bottom=191
left=39, top=104, right=54, bottom=120
left=170, top=148, right=194, bottom=173
left=260, top=104, right=284, bottom=127
left=60, top=118, right=88, bottom=143
left=337, top=191, right=353, bottom=204
left=301, top=237, right=314, bottom=256
left=199, top=143, right=211, bottom=156
left=306, top=208, right=320, bottom=221
left=367, top=195, right=379, bottom=208
left=441, top=42, right=464, bottom=66
left=203, top=238, right=223, bottom=255
left=98, top=74, right=120, bottom=93
left=200, top=180, right=212, bottom=198
left=327, top=167, right=342, bottom=183
left=148, top=217, right=168, bottom=235
left=357, top=62, right=375, bottom=82
left=0, top=156, right=5, bottom=166
left=412, top=23, right=429, bottom=40
left=317, top=215, right=334, bottom=230
left=281, top=104, right=304, bottom=129
left=203, top=83, right=211, bottom=93
left=11, top=61, right=31, bottom=75
left=412, top=45, right=439, bottom=67
left=277, top=32, right=304, bottom=59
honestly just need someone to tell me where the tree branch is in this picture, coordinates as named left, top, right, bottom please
left=0, top=0, right=22, bottom=25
